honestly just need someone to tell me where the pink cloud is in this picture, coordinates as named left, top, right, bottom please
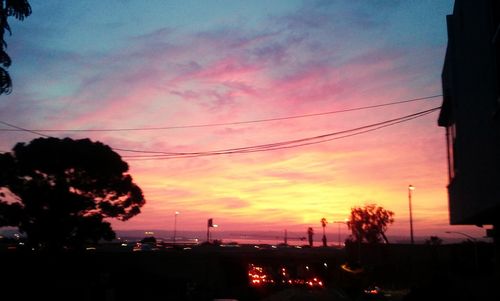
left=0, top=2, right=456, bottom=238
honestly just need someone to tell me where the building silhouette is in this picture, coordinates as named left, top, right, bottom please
left=438, top=0, right=500, bottom=230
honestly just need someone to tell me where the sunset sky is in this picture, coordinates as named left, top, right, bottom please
left=0, top=1, right=486, bottom=241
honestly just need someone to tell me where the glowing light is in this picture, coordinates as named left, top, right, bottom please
left=364, top=286, right=382, bottom=295
left=341, top=263, right=364, bottom=274
left=248, top=263, right=324, bottom=288
left=248, top=264, right=274, bottom=286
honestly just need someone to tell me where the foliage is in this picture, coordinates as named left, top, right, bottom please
left=320, top=217, right=327, bottom=246
left=0, top=0, right=32, bottom=95
left=425, top=236, right=443, bottom=245
left=347, top=204, right=394, bottom=244
left=307, top=227, right=314, bottom=247
left=0, top=137, right=145, bottom=250
left=320, top=217, right=327, bottom=229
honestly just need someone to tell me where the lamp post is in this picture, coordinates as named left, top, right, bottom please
left=173, top=211, right=179, bottom=245
left=333, top=220, right=348, bottom=247
left=445, top=231, right=478, bottom=271
left=408, top=185, right=415, bottom=244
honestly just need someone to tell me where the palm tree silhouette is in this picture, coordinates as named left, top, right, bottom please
left=307, top=227, right=314, bottom=247
left=321, top=218, right=328, bottom=247
left=1, top=0, right=31, bottom=95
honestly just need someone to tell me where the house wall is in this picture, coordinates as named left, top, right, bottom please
left=440, top=0, right=500, bottom=225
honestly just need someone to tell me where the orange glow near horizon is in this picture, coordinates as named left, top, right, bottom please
left=2, top=1, right=482, bottom=241
left=110, top=111, right=476, bottom=239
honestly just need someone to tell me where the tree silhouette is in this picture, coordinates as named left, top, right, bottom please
left=347, top=204, right=394, bottom=244
left=0, top=137, right=145, bottom=250
left=320, top=217, right=327, bottom=247
left=307, top=227, right=314, bottom=247
left=0, top=0, right=31, bottom=95
left=425, top=236, right=443, bottom=246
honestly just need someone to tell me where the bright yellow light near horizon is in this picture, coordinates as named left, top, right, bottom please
left=125, top=144, right=448, bottom=234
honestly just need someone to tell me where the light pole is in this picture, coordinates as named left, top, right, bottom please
left=333, top=220, right=348, bottom=247
left=173, top=211, right=179, bottom=245
left=408, top=185, right=415, bottom=244
left=445, top=231, right=478, bottom=271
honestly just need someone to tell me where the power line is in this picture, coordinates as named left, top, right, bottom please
left=120, top=107, right=441, bottom=160
left=0, top=94, right=442, bottom=133
left=0, top=106, right=441, bottom=160
left=0, top=120, right=51, bottom=138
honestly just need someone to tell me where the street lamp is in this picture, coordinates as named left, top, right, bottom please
left=444, top=231, right=476, bottom=240
left=173, top=211, right=180, bottom=245
left=445, top=231, right=478, bottom=271
left=408, top=185, right=415, bottom=244
left=333, top=219, right=348, bottom=247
